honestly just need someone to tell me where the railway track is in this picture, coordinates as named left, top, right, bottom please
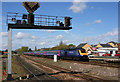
left=66, top=60, right=120, bottom=68
left=25, top=55, right=120, bottom=68
left=22, top=55, right=108, bottom=81
left=16, top=56, right=60, bottom=81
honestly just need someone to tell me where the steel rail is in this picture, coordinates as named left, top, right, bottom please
left=26, top=55, right=120, bottom=68
left=16, top=56, right=61, bottom=81
left=16, top=56, right=41, bottom=80
left=23, top=55, right=107, bottom=81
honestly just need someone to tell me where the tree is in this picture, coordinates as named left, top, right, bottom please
left=68, top=44, right=76, bottom=48
left=20, top=46, right=28, bottom=54
left=28, top=48, right=32, bottom=52
left=37, top=49, right=41, bottom=51
left=59, top=41, right=64, bottom=46
left=15, top=48, right=21, bottom=54
left=21, top=46, right=28, bottom=52
left=51, top=41, right=69, bottom=50
left=5, top=49, right=8, bottom=52
left=35, top=46, right=37, bottom=51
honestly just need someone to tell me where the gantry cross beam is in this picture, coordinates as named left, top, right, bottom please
left=8, top=24, right=72, bottom=30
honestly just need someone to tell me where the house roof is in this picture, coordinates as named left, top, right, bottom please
left=91, top=45, right=97, bottom=47
left=4, top=52, right=8, bottom=54
left=108, top=41, right=117, bottom=45
left=100, top=44, right=112, bottom=47
left=77, top=43, right=87, bottom=48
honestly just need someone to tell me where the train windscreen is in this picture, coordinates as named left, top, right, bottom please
left=81, top=49, right=86, bottom=53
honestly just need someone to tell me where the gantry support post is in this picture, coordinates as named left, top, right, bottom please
left=7, top=27, right=13, bottom=80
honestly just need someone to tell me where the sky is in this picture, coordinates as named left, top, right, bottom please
left=0, top=2, right=118, bottom=50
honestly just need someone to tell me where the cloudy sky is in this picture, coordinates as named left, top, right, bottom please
left=0, top=1, right=118, bottom=50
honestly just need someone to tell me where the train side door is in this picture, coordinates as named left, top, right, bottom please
left=76, top=50, right=79, bottom=56
left=65, top=51, right=67, bottom=57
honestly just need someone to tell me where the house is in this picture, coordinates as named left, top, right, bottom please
left=107, top=41, right=118, bottom=47
left=91, top=44, right=97, bottom=50
left=96, top=43, right=112, bottom=48
left=3, top=52, right=8, bottom=55
left=77, top=43, right=92, bottom=52
left=91, top=45, right=97, bottom=47
left=0, top=50, right=1, bottom=55
left=97, top=47, right=118, bottom=56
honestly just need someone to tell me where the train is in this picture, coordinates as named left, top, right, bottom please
left=23, top=48, right=89, bottom=61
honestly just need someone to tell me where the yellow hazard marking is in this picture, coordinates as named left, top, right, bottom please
left=79, top=50, right=88, bottom=55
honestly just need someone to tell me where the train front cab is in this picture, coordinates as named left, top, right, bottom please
left=78, top=49, right=89, bottom=61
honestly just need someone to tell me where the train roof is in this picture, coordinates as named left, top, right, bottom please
left=24, top=48, right=85, bottom=52
left=65, top=47, right=84, bottom=50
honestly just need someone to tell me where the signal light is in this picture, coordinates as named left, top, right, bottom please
left=65, top=17, right=72, bottom=27
left=56, top=21, right=60, bottom=24
left=16, top=20, right=21, bottom=24
left=22, top=20, right=27, bottom=24
left=59, top=22, right=64, bottom=27
left=12, top=18, right=16, bottom=22
left=22, top=14, right=27, bottom=19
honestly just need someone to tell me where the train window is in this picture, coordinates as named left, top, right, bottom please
left=65, top=51, right=67, bottom=56
left=110, top=51, right=113, bottom=54
left=116, top=51, right=118, bottom=54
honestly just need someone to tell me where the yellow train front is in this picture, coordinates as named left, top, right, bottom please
left=60, top=48, right=89, bottom=61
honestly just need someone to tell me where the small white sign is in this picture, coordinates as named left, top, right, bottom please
left=54, top=55, right=57, bottom=62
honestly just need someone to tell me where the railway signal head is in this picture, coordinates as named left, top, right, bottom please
left=56, top=21, right=60, bottom=24
left=60, top=22, right=64, bottom=27
left=22, top=20, right=27, bottom=24
left=22, top=14, right=27, bottom=19
left=65, top=17, right=72, bottom=27
left=12, top=18, right=16, bottom=22
left=16, top=20, right=21, bottom=24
